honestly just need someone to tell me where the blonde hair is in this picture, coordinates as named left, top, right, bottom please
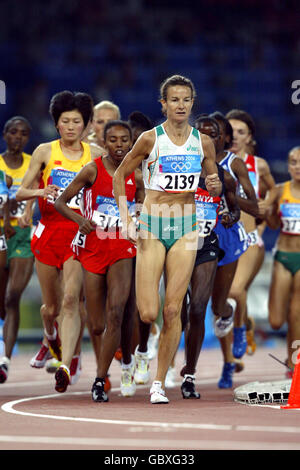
left=94, top=100, right=121, bottom=119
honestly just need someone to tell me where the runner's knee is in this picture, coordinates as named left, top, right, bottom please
left=268, top=311, right=284, bottom=330
left=189, top=304, right=206, bottom=325
left=139, top=307, right=157, bottom=324
left=61, top=292, right=79, bottom=314
left=163, top=302, right=180, bottom=327
left=40, top=303, right=58, bottom=319
left=106, top=304, right=125, bottom=331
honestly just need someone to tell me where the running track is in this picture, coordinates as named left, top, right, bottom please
left=1, top=344, right=300, bottom=451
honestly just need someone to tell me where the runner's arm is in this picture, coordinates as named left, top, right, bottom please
left=265, top=184, right=282, bottom=230
left=201, top=134, right=222, bottom=197
left=232, top=158, right=259, bottom=217
left=221, top=170, right=240, bottom=228
left=55, top=162, right=97, bottom=234
left=16, top=144, right=59, bottom=201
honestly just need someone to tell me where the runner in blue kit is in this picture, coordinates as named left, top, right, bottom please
left=199, top=112, right=258, bottom=388
left=180, top=115, right=240, bottom=398
left=225, top=109, right=277, bottom=362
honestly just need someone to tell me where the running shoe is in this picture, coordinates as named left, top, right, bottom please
left=46, top=358, right=62, bottom=373
left=232, top=325, right=247, bottom=359
left=150, top=381, right=169, bottom=404
left=114, top=347, right=123, bottom=362
left=70, top=355, right=81, bottom=385
left=246, top=317, right=257, bottom=355
left=147, top=323, right=160, bottom=360
left=91, top=377, right=109, bottom=402
left=120, top=360, right=136, bottom=397
left=218, top=362, right=236, bottom=389
left=181, top=375, right=200, bottom=399
left=104, top=374, right=111, bottom=392
left=0, top=360, right=9, bottom=384
left=46, top=322, right=62, bottom=362
left=165, top=366, right=176, bottom=388
left=30, top=344, right=52, bottom=368
left=214, top=314, right=234, bottom=338
left=134, top=346, right=150, bottom=384
left=213, top=298, right=236, bottom=338
left=55, top=365, right=70, bottom=393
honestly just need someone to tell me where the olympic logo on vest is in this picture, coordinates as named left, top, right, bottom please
left=283, top=209, right=300, bottom=217
left=60, top=177, right=73, bottom=188
left=196, top=207, right=208, bottom=218
left=171, top=162, right=192, bottom=172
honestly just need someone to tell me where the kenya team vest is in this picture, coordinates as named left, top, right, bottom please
left=195, top=164, right=224, bottom=237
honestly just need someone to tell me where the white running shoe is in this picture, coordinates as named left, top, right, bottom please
left=147, top=323, right=160, bottom=360
left=165, top=366, right=176, bottom=388
left=213, top=298, right=236, bottom=338
left=70, top=354, right=81, bottom=385
left=134, top=346, right=150, bottom=384
left=45, top=358, right=62, bottom=374
left=121, top=357, right=136, bottom=397
left=150, top=381, right=169, bottom=404
left=30, top=344, right=52, bottom=368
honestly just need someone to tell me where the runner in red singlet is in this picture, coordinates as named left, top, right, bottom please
left=55, top=120, right=144, bottom=402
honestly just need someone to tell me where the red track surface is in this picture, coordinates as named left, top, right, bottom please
left=0, top=344, right=300, bottom=451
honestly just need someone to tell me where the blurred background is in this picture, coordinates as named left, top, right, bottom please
left=0, top=0, right=299, bottom=350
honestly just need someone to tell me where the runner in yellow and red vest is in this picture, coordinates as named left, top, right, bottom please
left=16, top=91, right=103, bottom=394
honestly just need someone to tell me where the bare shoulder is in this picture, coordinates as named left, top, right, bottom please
left=137, top=128, right=156, bottom=147
left=31, top=142, right=52, bottom=164
left=256, top=156, right=271, bottom=173
left=33, top=142, right=52, bottom=156
left=125, top=129, right=156, bottom=161
left=276, top=181, right=285, bottom=197
left=199, top=132, right=213, bottom=148
left=89, top=143, right=106, bottom=160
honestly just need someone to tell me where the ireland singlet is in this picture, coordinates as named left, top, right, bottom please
left=142, top=125, right=204, bottom=193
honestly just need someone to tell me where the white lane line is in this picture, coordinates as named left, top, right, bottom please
left=2, top=387, right=300, bottom=435
left=0, top=435, right=299, bottom=450
left=1, top=389, right=231, bottom=431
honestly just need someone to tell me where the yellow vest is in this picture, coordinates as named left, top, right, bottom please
left=0, top=152, right=31, bottom=226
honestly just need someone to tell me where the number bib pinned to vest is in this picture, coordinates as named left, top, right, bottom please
left=47, top=168, right=83, bottom=209
left=92, top=195, right=136, bottom=230
left=280, top=203, right=300, bottom=235
left=159, top=154, right=200, bottom=192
